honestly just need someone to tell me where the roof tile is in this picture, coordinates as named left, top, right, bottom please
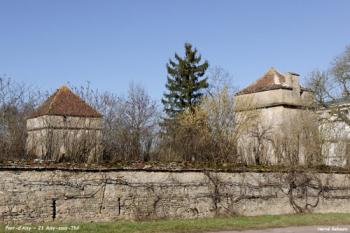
left=29, top=86, right=102, bottom=118
left=237, top=68, right=289, bottom=95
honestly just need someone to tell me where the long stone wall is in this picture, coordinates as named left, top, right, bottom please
left=1, top=167, right=350, bottom=223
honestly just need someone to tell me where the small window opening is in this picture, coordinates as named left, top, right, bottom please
left=51, top=198, right=56, bottom=221
left=118, top=197, right=121, bottom=215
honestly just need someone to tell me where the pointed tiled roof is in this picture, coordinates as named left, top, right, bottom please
left=29, top=86, right=102, bottom=118
left=236, top=68, right=290, bottom=95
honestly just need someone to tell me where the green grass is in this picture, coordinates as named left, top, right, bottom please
left=2, top=213, right=350, bottom=233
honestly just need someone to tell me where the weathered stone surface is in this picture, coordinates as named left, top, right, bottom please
left=0, top=169, right=350, bottom=223
left=26, top=86, right=103, bottom=163
left=235, top=68, right=317, bottom=166
left=26, top=116, right=103, bottom=162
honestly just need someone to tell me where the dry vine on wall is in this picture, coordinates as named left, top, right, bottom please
left=1, top=171, right=350, bottom=223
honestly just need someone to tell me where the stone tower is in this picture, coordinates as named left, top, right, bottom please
left=26, top=86, right=103, bottom=162
left=235, top=68, right=315, bottom=165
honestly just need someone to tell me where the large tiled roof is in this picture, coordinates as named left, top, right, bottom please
left=236, top=68, right=291, bottom=95
left=29, top=86, right=102, bottom=118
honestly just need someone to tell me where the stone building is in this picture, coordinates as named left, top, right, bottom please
left=235, top=68, right=315, bottom=165
left=318, top=98, right=350, bottom=166
left=26, top=86, right=103, bottom=162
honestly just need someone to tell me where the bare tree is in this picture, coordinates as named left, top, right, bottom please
left=207, top=66, right=237, bottom=96
left=121, top=83, right=159, bottom=161
left=308, top=45, right=350, bottom=124
left=71, top=82, right=159, bottom=162
left=308, top=45, right=350, bottom=166
left=71, top=84, right=127, bottom=161
left=202, top=86, right=259, bottom=163
left=248, top=123, right=273, bottom=165
left=272, top=110, right=322, bottom=166
left=0, top=76, right=44, bottom=160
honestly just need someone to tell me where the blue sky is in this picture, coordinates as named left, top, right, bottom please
left=0, top=0, right=350, bottom=101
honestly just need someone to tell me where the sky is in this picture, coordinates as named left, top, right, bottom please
left=0, top=0, right=350, bottom=101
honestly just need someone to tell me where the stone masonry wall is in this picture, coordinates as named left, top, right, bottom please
left=1, top=168, right=350, bottom=223
left=26, top=116, right=103, bottom=162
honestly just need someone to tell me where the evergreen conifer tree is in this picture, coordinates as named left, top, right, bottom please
left=162, top=43, right=209, bottom=118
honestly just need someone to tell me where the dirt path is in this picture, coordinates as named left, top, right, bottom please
left=206, top=225, right=350, bottom=233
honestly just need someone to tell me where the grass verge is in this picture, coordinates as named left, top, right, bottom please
left=1, top=213, right=350, bottom=233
